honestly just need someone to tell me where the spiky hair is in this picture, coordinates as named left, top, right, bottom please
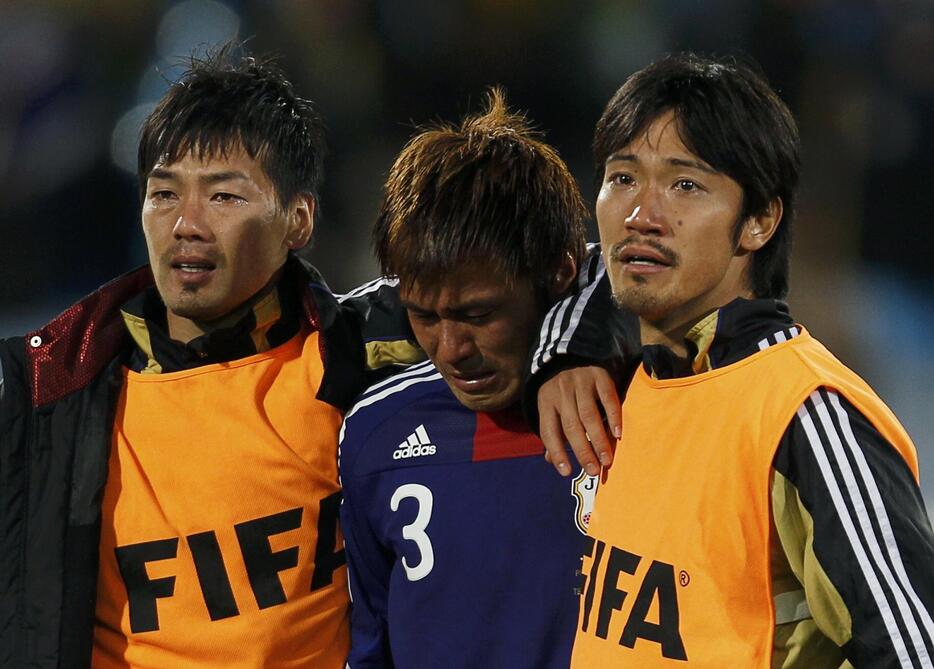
left=374, top=88, right=587, bottom=290
left=138, top=42, right=326, bottom=213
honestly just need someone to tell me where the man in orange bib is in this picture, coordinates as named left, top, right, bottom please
left=533, top=54, right=934, bottom=667
left=0, top=45, right=418, bottom=669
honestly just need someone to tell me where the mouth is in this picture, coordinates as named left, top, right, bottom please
left=173, top=262, right=216, bottom=272
left=611, top=241, right=676, bottom=275
left=169, top=255, right=218, bottom=284
left=447, top=369, right=498, bottom=394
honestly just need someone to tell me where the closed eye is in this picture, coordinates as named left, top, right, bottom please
left=407, top=309, right=438, bottom=325
left=461, top=310, right=494, bottom=324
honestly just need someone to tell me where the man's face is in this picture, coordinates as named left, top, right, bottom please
left=142, top=147, right=302, bottom=334
left=401, top=265, right=542, bottom=412
left=596, top=110, right=752, bottom=338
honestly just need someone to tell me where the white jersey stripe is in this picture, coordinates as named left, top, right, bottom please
left=532, top=248, right=609, bottom=374
left=828, top=391, right=934, bottom=654
left=542, top=294, right=575, bottom=367
left=757, top=326, right=801, bottom=352
left=337, top=276, right=400, bottom=303
left=339, top=371, right=443, bottom=443
left=531, top=251, right=601, bottom=375
left=555, top=260, right=607, bottom=358
left=335, top=276, right=384, bottom=301
left=531, top=295, right=573, bottom=375
left=356, top=360, right=435, bottom=400
left=798, top=394, right=915, bottom=668
left=812, top=391, right=932, bottom=666
left=579, top=243, right=601, bottom=289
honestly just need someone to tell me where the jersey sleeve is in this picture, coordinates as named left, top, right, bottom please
left=339, top=429, right=396, bottom=668
left=523, top=245, right=641, bottom=432
left=772, top=386, right=934, bottom=667
left=337, top=277, right=426, bottom=380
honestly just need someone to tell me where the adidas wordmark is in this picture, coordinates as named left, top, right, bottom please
left=393, top=424, right=437, bottom=460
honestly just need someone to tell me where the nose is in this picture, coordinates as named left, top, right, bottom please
left=624, top=186, right=669, bottom=236
left=172, top=197, right=214, bottom=242
left=435, top=320, right=478, bottom=368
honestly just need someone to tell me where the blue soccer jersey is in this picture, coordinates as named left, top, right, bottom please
left=339, top=360, right=598, bottom=669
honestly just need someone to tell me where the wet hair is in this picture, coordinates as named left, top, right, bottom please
left=374, top=88, right=587, bottom=293
left=138, top=42, right=326, bottom=216
left=593, top=53, right=801, bottom=299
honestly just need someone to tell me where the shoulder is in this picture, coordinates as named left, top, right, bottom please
left=335, top=276, right=400, bottom=305
left=338, top=361, right=456, bottom=474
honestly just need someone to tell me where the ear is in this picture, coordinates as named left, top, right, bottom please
left=737, top=197, right=783, bottom=253
left=285, top=193, right=315, bottom=250
left=547, top=250, right=578, bottom=301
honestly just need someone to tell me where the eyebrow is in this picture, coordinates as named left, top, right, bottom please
left=606, top=153, right=718, bottom=175
left=401, top=301, right=430, bottom=313
left=669, top=157, right=717, bottom=174
left=147, top=168, right=252, bottom=185
left=402, top=298, right=500, bottom=315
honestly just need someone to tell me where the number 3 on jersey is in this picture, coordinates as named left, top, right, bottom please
left=390, top=484, right=435, bottom=581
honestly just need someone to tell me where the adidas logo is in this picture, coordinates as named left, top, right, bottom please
left=393, top=424, right=437, bottom=460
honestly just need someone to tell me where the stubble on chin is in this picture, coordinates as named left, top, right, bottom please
left=611, top=277, right=667, bottom=321
left=160, top=282, right=214, bottom=321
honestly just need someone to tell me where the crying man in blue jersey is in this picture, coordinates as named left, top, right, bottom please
left=338, top=89, right=602, bottom=668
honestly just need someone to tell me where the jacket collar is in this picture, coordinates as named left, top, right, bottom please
left=121, top=274, right=295, bottom=374
left=642, top=298, right=795, bottom=379
left=26, top=254, right=326, bottom=406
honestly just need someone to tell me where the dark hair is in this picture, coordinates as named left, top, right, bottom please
left=374, top=88, right=587, bottom=292
left=138, top=43, right=326, bottom=216
left=593, top=53, right=801, bottom=299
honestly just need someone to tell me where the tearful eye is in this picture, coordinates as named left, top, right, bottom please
left=609, top=173, right=634, bottom=187
left=213, top=192, right=246, bottom=204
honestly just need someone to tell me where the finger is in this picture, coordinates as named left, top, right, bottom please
left=539, top=407, right=572, bottom=476
left=574, top=386, right=614, bottom=468
left=560, top=410, right=601, bottom=477
left=594, top=375, right=622, bottom=465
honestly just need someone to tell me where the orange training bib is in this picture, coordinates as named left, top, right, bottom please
left=571, top=331, right=917, bottom=668
left=93, top=332, right=349, bottom=669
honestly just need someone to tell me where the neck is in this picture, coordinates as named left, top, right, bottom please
left=639, top=317, right=696, bottom=359
left=638, top=283, right=758, bottom=358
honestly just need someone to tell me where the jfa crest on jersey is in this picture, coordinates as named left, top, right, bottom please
left=339, top=361, right=589, bottom=669
left=571, top=470, right=599, bottom=534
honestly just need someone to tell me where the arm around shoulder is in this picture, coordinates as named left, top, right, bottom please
left=338, top=278, right=425, bottom=382
left=524, top=247, right=641, bottom=476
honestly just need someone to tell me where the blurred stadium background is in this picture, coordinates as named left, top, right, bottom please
left=1, top=0, right=932, bottom=511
